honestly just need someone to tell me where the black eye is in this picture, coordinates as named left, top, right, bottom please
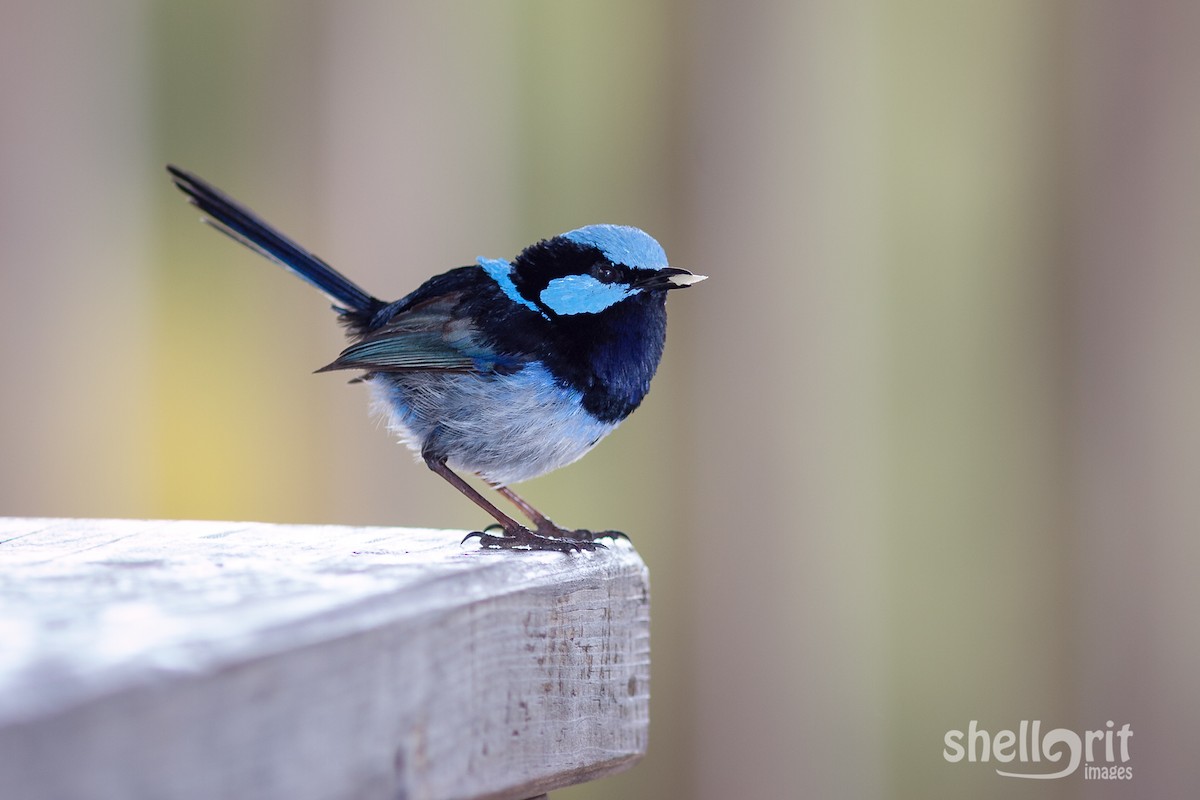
left=593, top=262, right=619, bottom=283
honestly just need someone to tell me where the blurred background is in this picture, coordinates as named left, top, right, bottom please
left=2, top=1, right=1198, bottom=797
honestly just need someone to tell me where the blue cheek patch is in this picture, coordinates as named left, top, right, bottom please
left=563, top=225, right=668, bottom=270
left=539, top=274, right=634, bottom=316
left=477, top=257, right=548, bottom=318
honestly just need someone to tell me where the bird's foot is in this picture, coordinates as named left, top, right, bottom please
left=533, top=521, right=629, bottom=544
left=462, top=524, right=606, bottom=552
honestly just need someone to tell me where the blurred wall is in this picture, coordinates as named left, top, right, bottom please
left=1, top=1, right=1198, bottom=798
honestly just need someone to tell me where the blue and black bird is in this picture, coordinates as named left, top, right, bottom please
left=168, top=166, right=704, bottom=551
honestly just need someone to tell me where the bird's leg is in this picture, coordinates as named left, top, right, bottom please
left=490, top=484, right=554, bottom=532
left=490, top=483, right=627, bottom=544
left=423, top=455, right=603, bottom=551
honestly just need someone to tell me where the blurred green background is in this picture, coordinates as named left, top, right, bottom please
left=2, top=1, right=1198, bottom=797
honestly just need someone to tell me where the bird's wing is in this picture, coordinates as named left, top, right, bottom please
left=316, top=291, right=522, bottom=375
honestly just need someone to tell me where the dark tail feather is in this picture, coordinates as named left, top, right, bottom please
left=167, top=165, right=381, bottom=315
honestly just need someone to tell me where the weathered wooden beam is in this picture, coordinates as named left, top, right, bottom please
left=0, top=518, right=650, bottom=800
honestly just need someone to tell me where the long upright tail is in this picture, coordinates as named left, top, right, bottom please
left=168, top=165, right=381, bottom=315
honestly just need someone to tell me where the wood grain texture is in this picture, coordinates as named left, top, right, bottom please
left=0, top=518, right=650, bottom=800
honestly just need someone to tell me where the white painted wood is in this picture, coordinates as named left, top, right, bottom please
left=0, top=518, right=650, bottom=800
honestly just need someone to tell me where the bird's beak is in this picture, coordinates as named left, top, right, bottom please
left=640, top=267, right=708, bottom=291
left=666, top=269, right=708, bottom=287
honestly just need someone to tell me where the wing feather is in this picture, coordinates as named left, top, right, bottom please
left=317, top=289, right=524, bottom=375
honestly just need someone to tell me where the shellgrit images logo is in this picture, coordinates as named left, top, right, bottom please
left=943, top=720, right=1133, bottom=780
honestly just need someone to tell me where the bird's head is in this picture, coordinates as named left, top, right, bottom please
left=479, top=224, right=705, bottom=320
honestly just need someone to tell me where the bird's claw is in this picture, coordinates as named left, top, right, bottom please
left=462, top=526, right=606, bottom=552
left=536, top=524, right=629, bottom=544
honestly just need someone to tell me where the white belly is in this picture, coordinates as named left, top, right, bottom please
left=369, top=363, right=617, bottom=486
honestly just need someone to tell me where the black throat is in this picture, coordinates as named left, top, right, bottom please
left=539, top=291, right=669, bottom=423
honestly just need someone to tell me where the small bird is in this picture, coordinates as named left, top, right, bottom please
left=168, top=166, right=704, bottom=551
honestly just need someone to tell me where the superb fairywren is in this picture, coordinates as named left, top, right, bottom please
left=168, top=166, right=704, bottom=551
